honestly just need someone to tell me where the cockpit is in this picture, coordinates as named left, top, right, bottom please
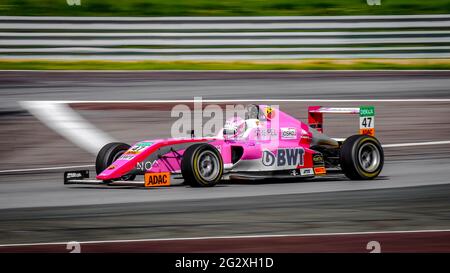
left=222, top=104, right=268, bottom=140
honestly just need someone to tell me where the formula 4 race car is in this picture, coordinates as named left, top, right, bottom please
left=64, top=104, right=383, bottom=187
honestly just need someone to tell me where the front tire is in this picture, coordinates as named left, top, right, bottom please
left=340, top=135, right=384, bottom=180
left=96, top=142, right=136, bottom=182
left=181, top=144, right=224, bottom=187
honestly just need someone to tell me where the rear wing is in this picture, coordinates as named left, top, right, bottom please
left=308, top=106, right=375, bottom=136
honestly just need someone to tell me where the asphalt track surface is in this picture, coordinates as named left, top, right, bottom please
left=0, top=71, right=449, bottom=251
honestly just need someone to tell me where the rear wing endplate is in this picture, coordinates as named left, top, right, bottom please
left=308, top=106, right=375, bottom=136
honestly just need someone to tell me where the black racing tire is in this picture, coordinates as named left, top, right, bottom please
left=181, top=143, right=224, bottom=187
left=339, top=135, right=384, bottom=180
left=95, top=142, right=136, bottom=182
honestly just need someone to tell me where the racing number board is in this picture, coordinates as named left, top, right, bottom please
left=359, top=106, right=375, bottom=136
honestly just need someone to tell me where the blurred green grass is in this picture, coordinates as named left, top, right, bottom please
left=1, top=0, right=450, bottom=16
left=1, top=59, right=450, bottom=70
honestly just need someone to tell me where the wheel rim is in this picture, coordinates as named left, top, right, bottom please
left=197, top=150, right=220, bottom=181
left=358, top=142, right=381, bottom=173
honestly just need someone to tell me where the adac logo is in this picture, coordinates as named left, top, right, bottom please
left=144, top=172, right=171, bottom=187
left=264, top=107, right=276, bottom=120
left=262, top=148, right=305, bottom=167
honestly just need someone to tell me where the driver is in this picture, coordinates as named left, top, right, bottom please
left=222, top=105, right=262, bottom=140
left=223, top=116, right=260, bottom=140
left=223, top=117, right=246, bottom=139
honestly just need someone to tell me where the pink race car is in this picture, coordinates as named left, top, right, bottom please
left=64, top=104, right=383, bottom=187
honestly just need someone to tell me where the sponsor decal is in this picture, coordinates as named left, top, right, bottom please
left=123, top=142, right=154, bottom=157
left=359, top=115, right=375, bottom=137
left=359, top=106, right=375, bottom=137
left=281, top=127, right=297, bottom=139
left=314, top=167, right=327, bottom=175
left=64, top=170, right=89, bottom=184
left=119, top=154, right=135, bottom=160
left=359, top=106, right=375, bottom=117
left=262, top=148, right=305, bottom=167
left=312, top=154, right=324, bottom=164
left=256, top=128, right=277, bottom=137
left=138, top=141, right=154, bottom=146
left=66, top=172, right=82, bottom=179
left=136, top=160, right=159, bottom=171
left=107, top=165, right=115, bottom=170
left=264, top=106, right=275, bottom=120
left=359, top=128, right=375, bottom=136
left=300, top=168, right=314, bottom=176
left=124, top=149, right=144, bottom=155
left=144, top=172, right=171, bottom=187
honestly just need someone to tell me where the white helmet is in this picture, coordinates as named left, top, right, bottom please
left=223, top=117, right=260, bottom=140
left=223, top=117, right=246, bottom=139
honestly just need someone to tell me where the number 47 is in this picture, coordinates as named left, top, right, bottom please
left=362, top=117, right=373, bottom=128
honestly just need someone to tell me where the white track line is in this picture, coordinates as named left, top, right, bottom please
left=383, top=140, right=450, bottom=148
left=3, top=46, right=450, bottom=54
left=0, top=229, right=449, bottom=248
left=2, top=31, right=450, bottom=37
left=3, top=37, right=450, bottom=46
left=2, top=22, right=450, bottom=30
left=0, top=140, right=449, bottom=174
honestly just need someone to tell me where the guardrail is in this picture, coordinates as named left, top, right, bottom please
left=1, top=15, right=450, bottom=60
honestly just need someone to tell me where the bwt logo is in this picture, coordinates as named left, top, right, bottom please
left=262, top=148, right=304, bottom=167
left=67, top=0, right=81, bottom=6
left=366, top=0, right=381, bottom=6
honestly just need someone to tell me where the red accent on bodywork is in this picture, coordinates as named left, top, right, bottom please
left=299, top=131, right=312, bottom=146
left=297, top=148, right=315, bottom=169
left=308, top=106, right=323, bottom=133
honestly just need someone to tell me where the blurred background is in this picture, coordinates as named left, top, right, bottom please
left=0, top=1, right=449, bottom=252
left=1, top=0, right=450, bottom=16
left=0, top=0, right=450, bottom=68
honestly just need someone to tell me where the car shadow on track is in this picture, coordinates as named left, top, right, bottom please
left=67, top=175, right=389, bottom=190
left=224, top=175, right=389, bottom=185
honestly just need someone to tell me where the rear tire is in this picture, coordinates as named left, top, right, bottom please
left=340, top=135, right=384, bottom=180
left=96, top=142, right=136, bottom=182
left=181, top=144, right=223, bottom=187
